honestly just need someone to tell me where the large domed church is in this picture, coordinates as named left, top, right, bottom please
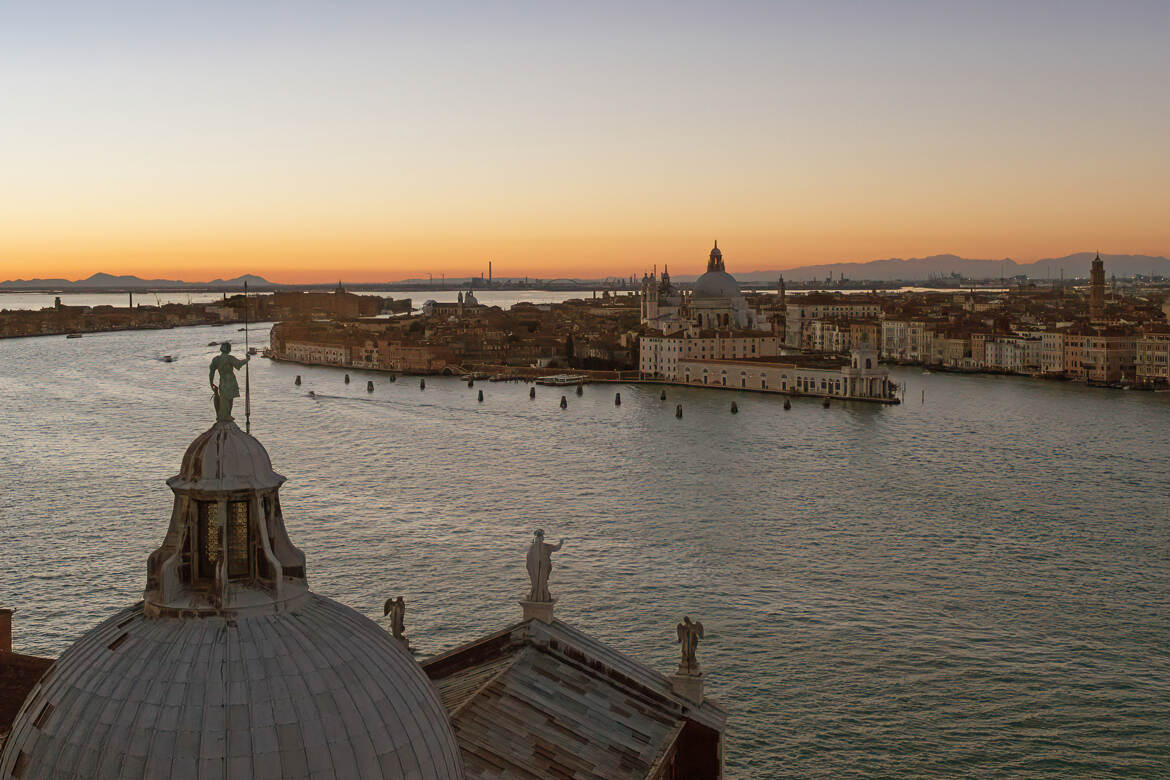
left=690, top=241, right=756, bottom=330
left=641, top=241, right=762, bottom=332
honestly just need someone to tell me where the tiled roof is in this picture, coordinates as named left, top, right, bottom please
left=424, top=619, right=725, bottom=779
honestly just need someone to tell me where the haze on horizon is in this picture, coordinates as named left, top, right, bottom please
left=2, top=0, right=1167, bottom=285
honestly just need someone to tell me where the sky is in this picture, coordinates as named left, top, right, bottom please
left=1, top=0, right=1167, bottom=283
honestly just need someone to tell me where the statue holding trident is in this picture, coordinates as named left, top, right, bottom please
left=525, top=529, right=564, bottom=603
left=209, top=342, right=250, bottom=422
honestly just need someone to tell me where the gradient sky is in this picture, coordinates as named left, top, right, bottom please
left=2, top=0, right=1167, bottom=283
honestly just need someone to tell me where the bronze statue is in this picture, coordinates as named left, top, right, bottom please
left=383, top=596, right=406, bottom=640
left=525, top=529, right=564, bottom=602
left=677, top=616, right=704, bottom=672
left=209, top=342, right=249, bottom=422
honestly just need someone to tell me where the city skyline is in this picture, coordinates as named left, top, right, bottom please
left=2, top=1, right=1168, bottom=283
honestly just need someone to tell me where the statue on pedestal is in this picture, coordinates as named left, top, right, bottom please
left=209, top=342, right=249, bottom=422
left=525, top=529, right=564, bottom=603
left=383, top=596, right=407, bottom=641
left=677, top=616, right=704, bottom=673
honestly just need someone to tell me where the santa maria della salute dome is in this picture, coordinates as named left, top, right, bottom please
left=0, top=418, right=464, bottom=779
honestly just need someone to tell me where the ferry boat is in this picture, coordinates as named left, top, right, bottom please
left=535, top=374, right=589, bottom=386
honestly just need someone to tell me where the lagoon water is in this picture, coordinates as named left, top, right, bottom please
left=2, top=323, right=1169, bottom=777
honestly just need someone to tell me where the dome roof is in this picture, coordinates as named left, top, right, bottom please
left=1, top=596, right=464, bottom=779
left=692, top=270, right=744, bottom=301
left=168, top=420, right=285, bottom=492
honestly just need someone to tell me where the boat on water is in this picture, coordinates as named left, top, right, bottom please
left=535, top=374, right=589, bottom=386
left=161, top=355, right=174, bottom=363
left=207, top=341, right=219, bottom=347
left=65, top=333, right=83, bottom=339
left=247, top=347, right=258, bottom=356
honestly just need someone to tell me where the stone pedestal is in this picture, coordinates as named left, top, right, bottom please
left=520, top=599, right=555, bottom=623
left=670, top=669, right=704, bottom=705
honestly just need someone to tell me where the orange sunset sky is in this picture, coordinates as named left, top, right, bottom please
left=2, top=1, right=1167, bottom=283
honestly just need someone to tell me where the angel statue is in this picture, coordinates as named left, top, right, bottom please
left=677, top=616, right=704, bottom=673
left=209, top=342, right=250, bottom=422
left=383, top=596, right=407, bottom=641
left=525, top=529, right=564, bottom=603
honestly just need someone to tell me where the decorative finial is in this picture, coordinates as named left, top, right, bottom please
left=209, top=342, right=251, bottom=423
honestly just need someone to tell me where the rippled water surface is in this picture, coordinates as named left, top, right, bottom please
left=2, top=324, right=1169, bottom=778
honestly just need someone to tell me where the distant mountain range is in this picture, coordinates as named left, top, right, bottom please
left=0, top=273, right=275, bottom=290
left=718, top=253, right=1170, bottom=283
left=3, top=252, right=1168, bottom=290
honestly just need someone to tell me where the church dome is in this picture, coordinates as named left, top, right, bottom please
left=0, top=414, right=465, bottom=779
left=693, top=270, right=743, bottom=300
left=1, top=598, right=464, bottom=779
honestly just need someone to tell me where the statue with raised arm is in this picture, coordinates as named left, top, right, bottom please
left=383, top=596, right=407, bottom=641
left=525, top=529, right=564, bottom=602
left=677, top=616, right=704, bottom=673
left=209, top=342, right=250, bottom=422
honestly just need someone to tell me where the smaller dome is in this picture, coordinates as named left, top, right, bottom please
left=168, top=421, right=285, bottom=492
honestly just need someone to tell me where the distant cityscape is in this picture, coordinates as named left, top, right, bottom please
left=4, top=246, right=1168, bottom=398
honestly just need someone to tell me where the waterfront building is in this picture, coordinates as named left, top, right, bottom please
left=1040, top=331, right=1066, bottom=375
left=1135, top=329, right=1170, bottom=388
left=639, top=332, right=782, bottom=380
left=1081, top=331, right=1137, bottom=383
left=984, top=335, right=1042, bottom=374
left=675, top=342, right=896, bottom=402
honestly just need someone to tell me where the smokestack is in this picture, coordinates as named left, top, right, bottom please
left=0, top=608, right=12, bottom=653
left=489, top=261, right=492, bottom=285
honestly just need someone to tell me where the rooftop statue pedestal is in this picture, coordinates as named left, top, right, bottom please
left=520, top=599, right=555, bottom=624
left=670, top=669, right=704, bottom=705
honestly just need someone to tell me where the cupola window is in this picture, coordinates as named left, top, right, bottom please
left=197, top=501, right=220, bottom=580
left=226, top=500, right=251, bottom=579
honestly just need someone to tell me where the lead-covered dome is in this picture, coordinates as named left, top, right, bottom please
left=0, top=417, right=465, bottom=779
left=1, top=598, right=464, bottom=778
left=170, top=420, right=284, bottom=492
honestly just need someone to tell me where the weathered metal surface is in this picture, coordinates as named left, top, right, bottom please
left=425, top=620, right=726, bottom=779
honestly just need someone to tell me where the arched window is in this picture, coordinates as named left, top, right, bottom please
left=866, top=358, right=872, bottom=369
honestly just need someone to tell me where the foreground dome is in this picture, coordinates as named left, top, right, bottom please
left=2, top=596, right=463, bottom=778
left=0, top=416, right=464, bottom=779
